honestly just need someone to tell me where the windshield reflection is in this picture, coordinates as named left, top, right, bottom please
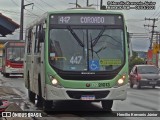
left=7, top=48, right=24, bottom=62
left=49, top=28, right=124, bottom=71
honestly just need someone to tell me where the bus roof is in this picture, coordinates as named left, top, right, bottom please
left=48, top=9, right=124, bottom=16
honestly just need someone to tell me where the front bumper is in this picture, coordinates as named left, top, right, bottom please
left=5, top=67, right=24, bottom=74
left=45, top=84, right=128, bottom=101
left=140, top=80, right=160, bottom=86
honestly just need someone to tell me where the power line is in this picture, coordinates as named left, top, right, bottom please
left=125, top=19, right=145, bottom=22
left=25, top=0, right=46, bottom=12
left=58, top=0, right=73, bottom=5
left=25, top=9, right=39, bottom=17
left=0, top=9, right=38, bottom=17
left=144, top=18, right=158, bottom=49
left=39, top=0, right=57, bottom=10
left=11, top=0, right=19, bottom=7
left=149, top=5, right=160, bottom=18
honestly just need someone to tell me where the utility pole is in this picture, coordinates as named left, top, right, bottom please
left=76, top=0, right=78, bottom=8
left=20, top=0, right=24, bottom=40
left=100, top=0, right=103, bottom=9
left=87, top=0, right=89, bottom=6
left=20, top=0, right=34, bottom=40
left=144, top=18, right=158, bottom=49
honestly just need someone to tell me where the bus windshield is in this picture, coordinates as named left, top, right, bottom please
left=7, top=47, right=24, bottom=62
left=49, top=27, right=124, bottom=71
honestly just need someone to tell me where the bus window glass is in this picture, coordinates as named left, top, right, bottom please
left=7, top=47, right=25, bottom=61
left=49, top=28, right=124, bottom=71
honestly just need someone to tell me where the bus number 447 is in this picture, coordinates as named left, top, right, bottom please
left=70, top=56, right=82, bottom=64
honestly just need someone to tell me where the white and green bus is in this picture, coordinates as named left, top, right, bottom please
left=24, top=8, right=129, bottom=111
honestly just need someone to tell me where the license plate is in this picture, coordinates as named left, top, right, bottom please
left=81, top=95, right=95, bottom=100
left=149, top=81, right=157, bottom=84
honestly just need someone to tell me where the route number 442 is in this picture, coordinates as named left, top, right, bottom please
left=70, top=56, right=82, bottom=64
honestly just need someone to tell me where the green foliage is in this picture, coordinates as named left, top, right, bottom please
left=129, top=57, right=145, bottom=72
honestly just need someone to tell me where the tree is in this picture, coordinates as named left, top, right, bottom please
left=129, top=57, right=145, bottom=72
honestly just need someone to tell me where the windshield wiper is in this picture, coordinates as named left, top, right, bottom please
left=90, top=33, right=100, bottom=59
left=90, top=33, right=94, bottom=59
left=92, top=27, right=106, bottom=47
left=67, top=26, right=84, bottom=47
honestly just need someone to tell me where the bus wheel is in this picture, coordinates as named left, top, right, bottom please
left=130, top=82, right=134, bottom=88
left=101, top=100, right=113, bottom=111
left=37, top=75, right=43, bottom=108
left=4, top=73, right=9, bottom=77
left=42, top=100, right=53, bottom=112
left=152, top=85, right=155, bottom=89
left=28, top=73, right=35, bottom=104
left=28, top=90, right=35, bottom=104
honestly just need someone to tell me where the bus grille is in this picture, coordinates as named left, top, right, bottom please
left=66, top=90, right=110, bottom=99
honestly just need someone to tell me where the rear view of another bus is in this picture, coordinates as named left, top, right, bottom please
left=1, top=41, right=25, bottom=77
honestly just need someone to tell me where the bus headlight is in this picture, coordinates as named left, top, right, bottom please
left=49, top=75, right=63, bottom=88
left=118, top=78, right=124, bottom=85
left=52, top=78, right=58, bottom=85
left=114, top=75, right=126, bottom=88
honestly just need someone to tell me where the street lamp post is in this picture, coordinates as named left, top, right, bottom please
left=19, top=0, right=34, bottom=40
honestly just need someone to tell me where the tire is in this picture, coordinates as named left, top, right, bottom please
left=5, top=73, right=9, bottom=77
left=36, top=75, right=43, bottom=108
left=152, top=85, right=155, bottom=89
left=3, top=73, right=6, bottom=77
left=130, top=81, right=134, bottom=88
left=43, top=100, right=53, bottom=112
left=101, top=100, right=113, bottom=111
left=137, top=81, right=141, bottom=89
left=36, top=75, right=56, bottom=111
left=28, top=73, right=35, bottom=103
left=28, top=90, right=35, bottom=104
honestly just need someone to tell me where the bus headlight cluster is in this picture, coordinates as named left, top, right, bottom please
left=114, top=75, right=126, bottom=88
left=118, top=78, right=124, bottom=85
left=49, top=75, right=63, bottom=88
left=52, top=78, right=58, bottom=85
left=118, top=75, right=126, bottom=85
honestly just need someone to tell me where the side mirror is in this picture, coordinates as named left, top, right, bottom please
left=39, top=30, right=45, bottom=43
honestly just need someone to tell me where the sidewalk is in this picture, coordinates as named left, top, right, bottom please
left=0, top=78, right=32, bottom=120
left=0, top=78, right=18, bottom=99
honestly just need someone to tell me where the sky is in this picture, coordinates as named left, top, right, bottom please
left=1, top=0, right=160, bottom=51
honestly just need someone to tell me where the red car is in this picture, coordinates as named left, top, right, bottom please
left=129, top=65, right=160, bottom=89
left=0, top=100, right=10, bottom=112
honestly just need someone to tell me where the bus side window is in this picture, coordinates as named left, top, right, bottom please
left=37, top=24, right=43, bottom=53
left=27, top=29, right=32, bottom=54
left=34, top=25, right=40, bottom=53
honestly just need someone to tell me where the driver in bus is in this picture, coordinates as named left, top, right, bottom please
left=9, top=53, right=16, bottom=61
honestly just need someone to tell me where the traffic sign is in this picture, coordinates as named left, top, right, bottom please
left=153, top=43, right=159, bottom=54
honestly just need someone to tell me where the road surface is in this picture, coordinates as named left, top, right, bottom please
left=0, top=73, right=160, bottom=120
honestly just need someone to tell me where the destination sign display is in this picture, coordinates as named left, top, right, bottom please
left=50, top=14, right=123, bottom=25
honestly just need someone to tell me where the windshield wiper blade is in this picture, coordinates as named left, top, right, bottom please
left=67, top=26, right=84, bottom=47
left=90, top=33, right=94, bottom=59
left=92, top=27, right=105, bottom=47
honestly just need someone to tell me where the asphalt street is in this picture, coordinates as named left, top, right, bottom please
left=0, top=73, right=160, bottom=120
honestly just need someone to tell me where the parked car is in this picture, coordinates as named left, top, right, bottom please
left=129, top=64, right=160, bottom=89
